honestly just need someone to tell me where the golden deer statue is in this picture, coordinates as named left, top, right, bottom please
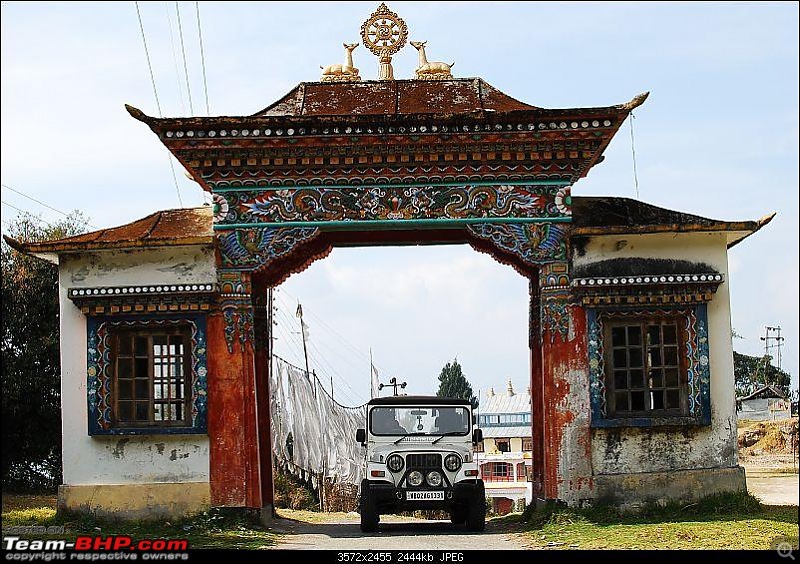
left=410, top=40, right=454, bottom=80
left=320, top=42, right=361, bottom=82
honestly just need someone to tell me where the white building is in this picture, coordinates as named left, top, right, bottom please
left=737, top=385, right=791, bottom=421
left=477, top=380, right=532, bottom=514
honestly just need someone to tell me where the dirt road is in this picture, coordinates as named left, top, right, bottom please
left=270, top=513, right=528, bottom=550
left=747, top=471, right=800, bottom=505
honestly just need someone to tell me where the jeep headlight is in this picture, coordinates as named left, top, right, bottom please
left=426, top=471, right=443, bottom=487
left=408, top=470, right=424, bottom=487
left=444, top=454, right=462, bottom=472
left=387, top=454, right=404, bottom=473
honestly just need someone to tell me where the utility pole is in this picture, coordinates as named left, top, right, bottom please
left=295, top=302, right=311, bottom=380
left=760, top=325, right=785, bottom=378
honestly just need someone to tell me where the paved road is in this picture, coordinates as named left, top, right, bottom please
left=270, top=514, right=528, bottom=550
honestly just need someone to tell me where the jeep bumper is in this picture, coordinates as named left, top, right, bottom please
left=364, top=479, right=483, bottom=512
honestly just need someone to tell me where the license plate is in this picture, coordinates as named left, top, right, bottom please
left=406, top=490, right=444, bottom=501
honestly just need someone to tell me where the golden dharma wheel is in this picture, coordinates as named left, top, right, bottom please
left=360, top=3, right=408, bottom=56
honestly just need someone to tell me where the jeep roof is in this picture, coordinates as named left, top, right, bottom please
left=367, top=396, right=471, bottom=406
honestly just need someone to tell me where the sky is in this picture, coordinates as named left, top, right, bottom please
left=1, top=2, right=798, bottom=407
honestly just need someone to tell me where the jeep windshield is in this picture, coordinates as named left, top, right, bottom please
left=369, top=406, right=470, bottom=436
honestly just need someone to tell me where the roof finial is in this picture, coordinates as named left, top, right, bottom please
left=360, top=3, right=408, bottom=80
left=487, top=387, right=495, bottom=398
left=410, top=40, right=454, bottom=80
left=320, top=42, right=362, bottom=83
left=507, top=378, right=515, bottom=397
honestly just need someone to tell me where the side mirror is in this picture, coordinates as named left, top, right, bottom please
left=472, top=428, right=483, bottom=445
left=355, top=428, right=366, bottom=444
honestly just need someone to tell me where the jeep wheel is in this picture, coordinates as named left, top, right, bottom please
left=359, top=479, right=379, bottom=533
left=466, top=481, right=486, bottom=532
left=450, top=506, right=467, bottom=525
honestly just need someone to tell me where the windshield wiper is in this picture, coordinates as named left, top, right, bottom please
left=432, top=431, right=464, bottom=445
left=393, top=432, right=425, bottom=444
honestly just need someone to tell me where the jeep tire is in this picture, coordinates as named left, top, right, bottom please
left=450, top=506, right=467, bottom=525
left=359, top=479, right=379, bottom=532
left=466, top=481, right=486, bottom=532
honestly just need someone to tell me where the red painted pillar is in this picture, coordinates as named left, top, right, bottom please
left=207, top=271, right=262, bottom=508
left=537, top=262, right=592, bottom=502
left=529, top=277, right=546, bottom=499
left=252, top=283, right=275, bottom=513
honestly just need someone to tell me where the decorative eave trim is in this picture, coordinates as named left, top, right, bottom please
left=573, top=273, right=723, bottom=306
left=69, top=284, right=216, bottom=315
left=573, top=273, right=724, bottom=288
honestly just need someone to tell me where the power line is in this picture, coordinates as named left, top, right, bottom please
left=195, top=1, right=211, bottom=115
left=273, top=296, right=366, bottom=406
left=277, top=286, right=391, bottom=376
left=135, top=2, right=184, bottom=208
left=1, top=184, right=97, bottom=228
left=274, top=354, right=366, bottom=410
left=175, top=1, right=194, bottom=114
left=308, top=338, right=369, bottom=405
left=1, top=200, right=51, bottom=225
left=164, top=1, right=187, bottom=114
left=135, top=1, right=163, bottom=117
left=629, top=112, right=640, bottom=199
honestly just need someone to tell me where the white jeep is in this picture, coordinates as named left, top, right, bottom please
left=355, top=395, right=486, bottom=532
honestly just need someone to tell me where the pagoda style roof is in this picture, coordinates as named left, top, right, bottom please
left=6, top=198, right=771, bottom=257
left=3, top=207, right=212, bottom=260
left=125, top=79, right=649, bottom=189
left=572, top=196, right=774, bottom=248
left=256, top=78, right=539, bottom=117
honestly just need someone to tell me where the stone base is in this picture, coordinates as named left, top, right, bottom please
left=58, top=482, right=210, bottom=520
left=260, top=504, right=274, bottom=526
left=592, top=466, right=747, bottom=510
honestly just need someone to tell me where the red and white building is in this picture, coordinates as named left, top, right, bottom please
left=477, top=380, right=532, bottom=514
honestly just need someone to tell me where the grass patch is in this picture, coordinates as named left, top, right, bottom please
left=2, top=495, right=280, bottom=549
left=519, top=492, right=798, bottom=549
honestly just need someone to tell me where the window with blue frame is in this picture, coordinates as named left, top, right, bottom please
left=588, top=305, right=711, bottom=427
left=87, top=315, right=208, bottom=435
left=112, top=326, right=192, bottom=427
left=605, top=317, right=687, bottom=416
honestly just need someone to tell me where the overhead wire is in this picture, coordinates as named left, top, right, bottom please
left=629, top=112, right=640, bottom=199
left=175, top=1, right=194, bottom=114
left=195, top=1, right=211, bottom=115
left=274, top=355, right=366, bottom=411
left=272, top=293, right=366, bottom=406
left=163, top=2, right=187, bottom=114
left=277, top=286, right=392, bottom=376
left=307, top=338, right=369, bottom=405
left=135, top=1, right=184, bottom=208
left=1, top=184, right=97, bottom=228
left=1, top=200, right=51, bottom=225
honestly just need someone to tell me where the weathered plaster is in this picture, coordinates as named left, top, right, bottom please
left=59, top=246, right=214, bottom=487
left=58, top=482, right=210, bottom=519
left=576, top=232, right=740, bottom=478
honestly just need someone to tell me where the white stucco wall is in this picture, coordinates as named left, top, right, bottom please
left=59, top=245, right=215, bottom=485
left=576, top=232, right=740, bottom=475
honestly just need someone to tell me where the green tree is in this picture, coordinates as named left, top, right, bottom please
left=2, top=211, right=88, bottom=490
left=436, top=358, right=478, bottom=409
left=733, top=351, right=791, bottom=397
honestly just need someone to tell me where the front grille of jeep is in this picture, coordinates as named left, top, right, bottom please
left=406, top=453, right=442, bottom=469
